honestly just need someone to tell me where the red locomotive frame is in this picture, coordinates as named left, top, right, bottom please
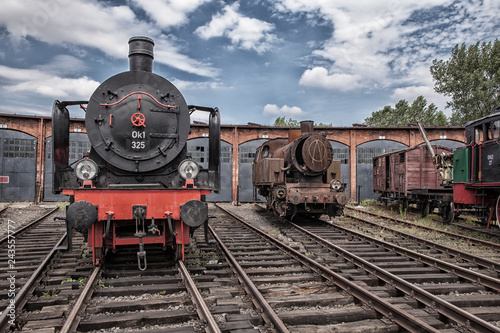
left=63, top=187, right=211, bottom=264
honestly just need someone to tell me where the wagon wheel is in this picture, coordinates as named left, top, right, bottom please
left=442, top=202, right=455, bottom=223
left=496, top=196, right=500, bottom=229
left=421, top=201, right=430, bottom=218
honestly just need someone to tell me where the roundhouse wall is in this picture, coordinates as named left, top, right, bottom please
left=0, top=114, right=464, bottom=203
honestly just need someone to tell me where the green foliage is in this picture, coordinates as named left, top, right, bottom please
left=97, top=280, right=111, bottom=288
left=61, top=278, right=76, bottom=284
left=273, top=116, right=299, bottom=127
left=41, top=288, right=59, bottom=298
left=364, top=96, right=449, bottom=127
left=62, top=277, right=86, bottom=288
left=399, top=205, right=407, bottom=219
left=359, top=199, right=378, bottom=207
left=431, top=39, right=500, bottom=125
left=273, top=116, right=332, bottom=127
left=315, top=122, right=333, bottom=127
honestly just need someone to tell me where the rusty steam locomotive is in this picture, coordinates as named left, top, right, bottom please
left=253, top=121, right=348, bottom=219
left=52, top=37, right=220, bottom=269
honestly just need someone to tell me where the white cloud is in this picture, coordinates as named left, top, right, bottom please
left=0, top=64, right=99, bottom=98
left=299, top=67, right=362, bottom=91
left=0, top=104, right=53, bottom=117
left=0, top=0, right=218, bottom=77
left=171, top=79, right=228, bottom=91
left=131, top=0, right=210, bottom=28
left=271, top=0, right=498, bottom=94
left=195, top=2, right=278, bottom=54
left=391, top=85, right=450, bottom=114
left=263, top=104, right=305, bottom=116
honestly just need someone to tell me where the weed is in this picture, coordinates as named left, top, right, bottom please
left=56, top=201, right=69, bottom=211
left=399, top=205, right=407, bottom=219
left=61, top=278, right=77, bottom=284
left=97, top=280, right=111, bottom=289
left=359, top=199, right=378, bottom=207
left=41, top=288, right=59, bottom=298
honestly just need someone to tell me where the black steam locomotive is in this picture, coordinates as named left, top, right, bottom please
left=52, top=37, right=220, bottom=269
left=253, top=121, right=348, bottom=219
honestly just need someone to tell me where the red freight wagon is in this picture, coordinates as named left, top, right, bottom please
left=373, top=144, right=454, bottom=220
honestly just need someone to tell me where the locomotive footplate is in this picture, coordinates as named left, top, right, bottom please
left=63, top=188, right=210, bottom=266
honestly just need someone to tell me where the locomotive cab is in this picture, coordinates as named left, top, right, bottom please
left=52, top=37, right=221, bottom=268
left=453, top=109, right=500, bottom=226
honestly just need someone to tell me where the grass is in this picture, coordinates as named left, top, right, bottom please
left=61, top=277, right=86, bottom=288
left=41, top=288, right=59, bottom=298
left=359, top=199, right=379, bottom=207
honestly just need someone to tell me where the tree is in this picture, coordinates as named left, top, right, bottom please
left=273, top=116, right=299, bottom=127
left=272, top=117, right=332, bottom=127
left=364, top=96, right=449, bottom=126
left=430, top=39, right=500, bottom=125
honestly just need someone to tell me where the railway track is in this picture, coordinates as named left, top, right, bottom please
left=282, top=213, right=500, bottom=331
left=345, top=206, right=500, bottom=260
left=60, top=245, right=229, bottom=333
left=0, top=206, right=70, bottom=331
left=213, top=204, right=447, bottom=332
left=239, top=203, right=500, bottom=331
left=6, top=202, right=500, bottom=332
left=38, top=226, right=267, bottom=332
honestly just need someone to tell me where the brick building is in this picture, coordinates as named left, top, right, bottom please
left=0, top=114, right=464, bottom=203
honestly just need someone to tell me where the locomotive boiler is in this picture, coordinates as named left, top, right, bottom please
left=253, top=121, right=348, bottom=219
left=52, top=37, right=220, bottom=269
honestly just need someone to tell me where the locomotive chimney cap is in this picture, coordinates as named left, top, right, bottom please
left=300, top=120, right=314, bottom=134
left=128, top=36, right=154, bottom=72
left=128, top=36, right=155, bottom=58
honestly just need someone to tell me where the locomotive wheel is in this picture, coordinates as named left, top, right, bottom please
left=276, top=201, right=288, bottom=217
left=442, top=202, right=455, bottom=223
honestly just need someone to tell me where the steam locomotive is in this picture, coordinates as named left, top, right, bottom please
left=253, top=121, right=348, bottom=219
left=52, top=37, right=220, bottom=269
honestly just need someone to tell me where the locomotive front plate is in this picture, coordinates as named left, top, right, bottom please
left=86, top=71, right=190, bottom=172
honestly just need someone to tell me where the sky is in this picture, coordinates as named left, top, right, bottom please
left=0, top=0, right=498, bottom=126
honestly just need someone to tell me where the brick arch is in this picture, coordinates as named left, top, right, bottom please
left=188, top=135, right=232, bottom=146
left=0, top=125, right=38, bottom=138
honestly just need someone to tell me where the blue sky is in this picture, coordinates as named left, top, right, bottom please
left=0, top=0, right=498, bottom=125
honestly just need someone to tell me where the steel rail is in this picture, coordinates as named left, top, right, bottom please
left=178, top=260, right=222, bottom=333
left=215, top=204, right=440, bottom=333
left=0, top=206, right=8, bottom=217
left=59, top=266, right=101, bottom=333
left=208, top=223, right=290, bottom=333
left=291, top=220, right=500, bottom=333
left=343, top=213, right=500, bottom=288
left=0, top=207, right=59, bottom=245
left=346, top=206, right=500, bottom=252
left=0, top=232, right=67, bottom=331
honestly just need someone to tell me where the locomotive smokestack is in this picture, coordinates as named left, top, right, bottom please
left=128, top=36, right=154, bottom=72
left=300, top=120, right=314, bottom=134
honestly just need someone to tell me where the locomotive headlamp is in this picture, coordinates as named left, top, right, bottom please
left=330, top=179, right=342, bottom=191
left=75, top=159, right=99, bottom=181
left=178, top=159, right=200, bottom=180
